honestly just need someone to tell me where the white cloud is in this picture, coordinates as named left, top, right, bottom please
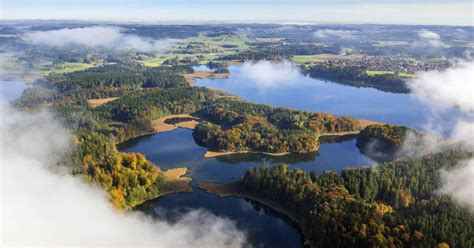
left=241, top=60, right=300, bottom=89
left=26, top=26, right=173, bottom=52
left=314, top=29, right=358, bottom=39
left=417, top=29, right=445, bottom=47
left=406, top=60, right=474, bottom=212
left=439, top=160, right=474, bottom=211
left=0, top=102, right=246, bottom=247
left=409, top=61, right=474, bottom=113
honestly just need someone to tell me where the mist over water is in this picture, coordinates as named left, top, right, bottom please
left=0, top=83, right=247, bottom=247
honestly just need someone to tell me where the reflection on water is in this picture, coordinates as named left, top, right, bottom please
left=137, top=188, right=304, bottom=248
left=215, top=151, right=319, bottom=165
left=121, top=63, right=460, bottom=247
left=120, top=129, right=374, bottom=183
left=120, top=127, right=374, bottom=248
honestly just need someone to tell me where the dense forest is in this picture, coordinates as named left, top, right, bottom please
left=305, top=64, right=409, bottom=93
left=43, top=64, right=190, bottom=91
left=193, top=99, right=360, bottom=153
left=240, top=149, right=474, bottom=247
left=95, top=87, right=226, bottom=133
left=16, top=65, right=226, bottom=209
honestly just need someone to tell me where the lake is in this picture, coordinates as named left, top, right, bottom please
left=0, top=80, right=28, bottom=101
left=120, top=63, right=462, bottom=247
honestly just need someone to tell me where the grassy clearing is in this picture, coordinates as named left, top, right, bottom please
left=87, top=97, right=119, bottom=107
left=293, top=54, right=365, bottom=64
left=141, top=34, right=249, bottom=66
left=366, top=70, right=415, bottom=78
left=36, top=62, right=95, bottom=76
left=184, top=35, right=249, bottom=50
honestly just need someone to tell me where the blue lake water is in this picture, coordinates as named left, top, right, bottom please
left=195, top=64, right=461, bottom=131
left=0, top=80, right=27, bottom=101
left=120, top=63, right=461, bottom=247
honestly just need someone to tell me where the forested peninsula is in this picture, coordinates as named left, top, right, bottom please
left=201, top=149, right=474, bottom=248
left=193, top=99, right=365, bottom=155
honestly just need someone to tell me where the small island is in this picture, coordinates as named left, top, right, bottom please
left=356, top=124, right=422, bottom=161
left=193, top=98, right=377, bottom=156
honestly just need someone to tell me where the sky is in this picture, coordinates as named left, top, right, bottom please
left=0, top=0, right=473, bottom=25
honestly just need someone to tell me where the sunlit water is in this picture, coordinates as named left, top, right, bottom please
left=125, top=63, right=455, bottom=247
left=195, top=64, right=462, bottom=131
left=121, top=64, right=463, bottom=247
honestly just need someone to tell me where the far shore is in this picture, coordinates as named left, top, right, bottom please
left=161, top=167, right=193, bottom=195
left=199, top=181, right=301, bottom=225
left=203, top=150, right=292, bottom=158
left=184, top=70, right=230, bottom=84
left=153, top=114, right=201, bottom=133
left=87, top=97, right=119, bottom=107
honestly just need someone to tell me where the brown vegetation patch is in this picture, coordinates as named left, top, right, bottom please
left=153, top=114, right=201, bottom=133
left=162, top=167, right=192, bottom=194
left=87, top=97, right=118, bottom=107
left=184, top=70, right=230, bottom=84
left=203, top=150, right=291, bottom=158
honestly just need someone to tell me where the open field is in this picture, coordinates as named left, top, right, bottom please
left=183, top=35, right=250, bottom=50
left=293, top=53, right=366, bottom=64
left=366, top=70, right=415, bottom=77
left=153, top=114, right=201, bottom=133
left=87, top=97, right=119, bottom=107
left=184, top=70, right=230, bottom=84
left=36, top=62, right=95, bottom=76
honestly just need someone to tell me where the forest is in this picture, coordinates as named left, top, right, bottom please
left=96, top=87, right=225, bottom=127
left=193, top=99, right=361, bottom=153
left=43, top=64, right=191, bottom=91
left=16, top=65, right=227, bottom=209
left=240, top=149, right=474, bottom=247
left=305, top=64, right=409, bottom=93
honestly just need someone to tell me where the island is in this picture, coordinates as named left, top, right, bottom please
left=193, top=98, right=378, bottom=156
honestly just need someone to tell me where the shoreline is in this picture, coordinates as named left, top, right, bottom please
left=130, top=167, right=192, bottom=208
left=161, top=167, right=193, bottom=195
left=203, top=150, right=293, bottom=158
left=199, top=181, right=301, bottom=225
left=152, top=114, right=201, bottom=133
left=203, top=118, right=383, bottom=158
left=184, top=70, right=230, bottom=84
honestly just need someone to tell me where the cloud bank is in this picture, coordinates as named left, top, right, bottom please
left=409, top=61, right=474, bottom=113
left=241, top=60, right=300, bottom=89
left=417, top=29, right=445, bottom=47
left=0, top=102, right=246, bottom=247
left=314, top=29, right=358, bottom=39
left=406, top=60, right=474, bottom=211
left=26, top=26, right=172, bottom=52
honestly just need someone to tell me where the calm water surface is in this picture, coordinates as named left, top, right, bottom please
left=121, top=64, right=462, bottom=247
left=0, top=80, right=27, bottom=101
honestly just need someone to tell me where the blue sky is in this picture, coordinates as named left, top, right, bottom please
left=1, top=0, right=473, bottom=25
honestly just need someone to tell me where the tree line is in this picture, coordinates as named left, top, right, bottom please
left=240, top=149, right=473, bottom=247
left=193, top=99, right=360, bottom=153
